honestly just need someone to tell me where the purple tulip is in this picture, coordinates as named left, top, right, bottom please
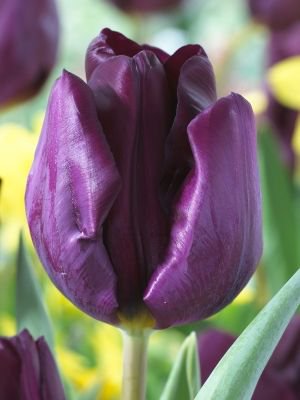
left=26, top=28, right=262, bottom=329
left=0, top=329, right=65, bottom=400
left=106, top=0, right=182, bottom=13
left=0, top=0, right=59, bottom=108
left=266, top=23, right=300, bottom=170
left=248, top=0, right=300, bottom=31
left=198, top=317, right=300, bottom=399
left=268, top=23, right=300, bottom=66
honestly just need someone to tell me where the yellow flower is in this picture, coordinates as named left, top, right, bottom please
left=45, top=282, right=86, bottom=320
left=0, top=119, right=41, bottom=256
left=243, top=89, right=268, bottom=116
left=0, top=314, right=16, bottom=336
left=267, top=56, right=300, bottom=110
left=92, top=324, right=122, bottom=400
left=293, top=116, right=300, bottom=155
left=56, top=345, right=98, bottom=390
left=232, top=286, right=255, bottom=305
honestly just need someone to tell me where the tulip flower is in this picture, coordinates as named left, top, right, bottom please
left=198, top=317, right=300, bottom=399
left=266, top=23, right=300, bottom=170
left=106, top=0, right=182, bottom=13
left=26, top=28, right=262, bottom=330
left=0, top=0, right=59, bottom=109
left=248, top=0, right=300, bottom=31
left=0, top=329, right=65, bottom=400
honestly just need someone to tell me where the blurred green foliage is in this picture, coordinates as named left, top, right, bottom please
left=1, top=0, right=300, bottom=399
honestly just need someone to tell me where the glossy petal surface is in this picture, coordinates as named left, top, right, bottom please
left=162, top=45, right=217, bottom=206
left=26, top=71, right=120, bottom=324
left=88, top=51, right=172, bottom=316
left=27, top=28, right=262, bottom=328
left=145, top=93, right=262, bottom=328
left=86, top=28, right=170, bottom=80
left=0, top=0, right=59, bottom=108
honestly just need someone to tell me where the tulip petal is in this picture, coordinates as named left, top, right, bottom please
left=86, top=28, right=170, bottom=80
left=0, top=0, right=59, bottom=107
left=248, top=0, right=300, bottom=31
left=0, top=330, right=66, bottom=400
left=25, top=71, right=120, bottom=324
left=86, top=28, right=143, bottom=80
left=267, top=315, right=300, bottom=387
left=13, top=330, right=41, bottom=399
left=145, top=93, right=262, bottom=328
left=198, top=330, right=235, bottom=383
left=88, top=51, right=172, bottom=316
left=36, top=337, right=65, bottom=400
left=161, top=47, right=217, bottom=206
left=0, top=339, right=21, bottom=399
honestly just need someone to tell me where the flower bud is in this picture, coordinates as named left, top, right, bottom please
left=0, top=330, right=65, bottom=400
left=26, top=29, right=262, bottom=329
left=0, top=0, right=59, bottom=108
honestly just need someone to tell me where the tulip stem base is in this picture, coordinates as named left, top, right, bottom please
left=121, top=329, right=150, bottom=400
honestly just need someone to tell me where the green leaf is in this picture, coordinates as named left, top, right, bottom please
left=258, top=128, right=300, bottom=293
left=194, top=269, right=300, bottom=400
left=16, top=233, right=54, bottom=349
left=160, top=332, right=200, bottom=400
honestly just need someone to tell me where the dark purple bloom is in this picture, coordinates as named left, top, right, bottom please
left=248, top=0, right=300, bottom=31
left=198, top=317, right=300, bottom=399
left=0, top=329, right=65, bottom=400
left=268, top=23, right=300, bottom=66
left=25, top=28, right=262, bottom=329
left=266, top=23, right=300, bottom=170
left=0, top=0, right=59, bottom=109
left=106, top=0, right=182, bottom=13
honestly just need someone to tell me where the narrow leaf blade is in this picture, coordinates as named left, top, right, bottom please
left=161, top=332, right=200, bottom=400
left=195, top=269, right=300, bottom=400
left=259, top=128, right=300, bottom=293
left=16, top=233, right=54, bottom=349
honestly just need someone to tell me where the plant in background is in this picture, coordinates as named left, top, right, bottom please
left=25, top=28, right=262, bottom=399
left=247, top=0, right=300, bottom=170
left=198, top=316, right=300, bottom=400
left=0, top=329, right=65, bottom=399
left=248, top=0, right=300, bottom=31
left=0, top=0, right=59, bottom=109
left=0, top=122, right=39, bottom=260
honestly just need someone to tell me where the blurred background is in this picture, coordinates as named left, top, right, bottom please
left=0, top=0, right=299, bottom=399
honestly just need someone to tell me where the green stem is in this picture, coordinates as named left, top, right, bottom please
left=121, top=329, right=150, bottom=400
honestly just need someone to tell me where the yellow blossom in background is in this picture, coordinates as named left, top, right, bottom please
left=0, top=314, right=16, bottom=336
left=267, top=56, right=300, bottom=110
left=293, top=116, right=300, bottom=155
left=45, top=281, right=87, bottom=320
left=92, top=324, right=122, bottom=400
left=0, top=116, right=43, bottom=257
left=243, top=89, right=268, bottom=116
left=292, top=116, right=300, bottom=180
left=46, top=282, right=121, bottom=399
left=56, top=345, right=98, bottom=390
left=232, top=286, right=255, bottom=305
